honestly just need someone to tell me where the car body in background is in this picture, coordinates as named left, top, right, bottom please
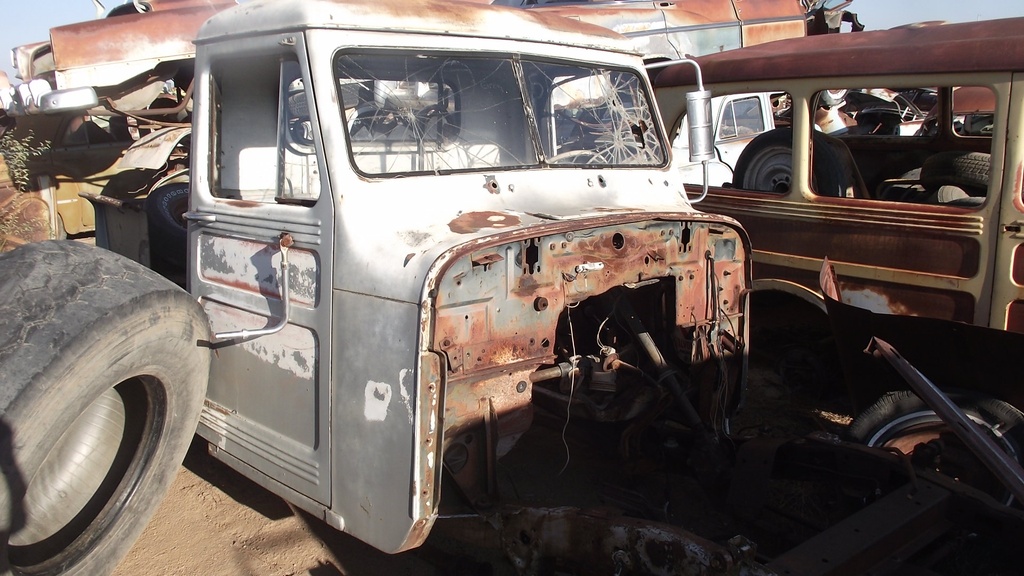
left=653, top=16, right=1024, bottom=408
left=0, top=0, right=229, bottom=254
left=672, top=91, right=783, bottom=185
left=491, top=0, right=810, bottom=61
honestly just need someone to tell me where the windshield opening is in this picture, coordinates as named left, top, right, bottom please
left=335, top=51, right=665, bottom=176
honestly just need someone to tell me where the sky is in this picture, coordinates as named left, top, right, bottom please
left=1, top=0, right=1023, bottom=82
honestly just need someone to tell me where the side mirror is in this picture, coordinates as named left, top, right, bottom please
left=685, top=89, right=714, bottom=163
left=38, top=87, right=99, bottom=114
left=646, top=58, right=714, bottom=203
left=2, top=82, right=98, bottom=116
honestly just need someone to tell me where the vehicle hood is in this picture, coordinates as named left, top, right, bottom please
left=333, top=167, right=740, bottom=304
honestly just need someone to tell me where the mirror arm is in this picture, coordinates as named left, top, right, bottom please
left=648, top=58, right=714, bottom=204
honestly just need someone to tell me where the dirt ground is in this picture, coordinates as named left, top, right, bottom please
left=114, top=440, right=442, bottom=576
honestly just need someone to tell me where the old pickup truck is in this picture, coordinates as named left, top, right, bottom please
left=1, top=2, right=1021, bottom=575
left=0, top=0, right=757, bottom=573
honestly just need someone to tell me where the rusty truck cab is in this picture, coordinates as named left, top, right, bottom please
left=185, top=0, right=749, bottom=558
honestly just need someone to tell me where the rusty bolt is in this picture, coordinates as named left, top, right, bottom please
left=516, top=381, right=527, bottom=393
left=534, top=297, right=549, bottom=311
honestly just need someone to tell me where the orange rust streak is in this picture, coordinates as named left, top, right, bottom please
left=48, top=3, right=233, bottom=73
left=448, top=211, right=522, bottom=234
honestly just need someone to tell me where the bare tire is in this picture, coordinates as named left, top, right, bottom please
left=0, top=241, right=210, bottom=574
left=849, top=390, right=1024, bottom=503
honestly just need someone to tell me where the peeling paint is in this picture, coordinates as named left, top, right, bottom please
left=399, top=368, right=414, bottom=424
left=843, top=288, right=912, bottom=316
left=364, top=380, right=393, bottom=422
left=203, top=301, right=316, bottom=380
left=198, top=234, right=319, bottom=307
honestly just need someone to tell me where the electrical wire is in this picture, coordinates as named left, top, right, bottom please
left=559, top=300, right=580, bottom=476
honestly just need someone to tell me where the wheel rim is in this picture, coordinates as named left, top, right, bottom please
left=866, top=409, right=1019, bottom=504
left=9, top=377, right=165, bottom=573
left=742, top=146, right=792, bottom=193
left=167, top=193, right=189, bottom=229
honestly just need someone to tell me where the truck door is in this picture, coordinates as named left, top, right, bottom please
left=188, top=48, right=333, bottom=505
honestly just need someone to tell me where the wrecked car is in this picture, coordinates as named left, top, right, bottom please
left=654, top=15, right=1024, bottom=522
left=0, top=0, right=230, bottom=263
left=654, top=17, right=1024, bottom=338
left=492, top=0, right=808, bottom=62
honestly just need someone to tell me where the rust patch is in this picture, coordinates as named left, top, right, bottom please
left=223, top=199, right=262, bottom=209
left=48, top=3, right=233, bottom=80
left=448, top=211, right=521, bottom=234
left=741, top=20, right=806, bottom=47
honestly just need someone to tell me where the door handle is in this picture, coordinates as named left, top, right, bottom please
left=184, top=211, right=217, bottom=222
left=214, top=232, right=294, bottom=341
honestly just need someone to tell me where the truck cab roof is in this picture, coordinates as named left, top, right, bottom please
left=197, top=0, right=633, bottom=53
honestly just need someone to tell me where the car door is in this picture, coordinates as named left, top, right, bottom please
left=990, top=73, right=1024, bottom=333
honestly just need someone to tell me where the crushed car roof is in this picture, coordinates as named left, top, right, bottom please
left=197, top=0, right=632, bottom=53
left=652, top=17, right=1024, bottom=87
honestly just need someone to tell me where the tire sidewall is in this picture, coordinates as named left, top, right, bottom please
left=0, top=292, right=208, bottom=575
left=145, top=183, right=189, bottom=268
left=849, top=390, right=1024, bottom=451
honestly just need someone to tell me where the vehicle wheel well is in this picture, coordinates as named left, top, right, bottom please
left=748, top=288, right=843, bottom=397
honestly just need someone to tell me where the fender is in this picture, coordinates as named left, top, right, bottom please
left=119, top=126, right=191, bottom=171
left=752, top=277, right=827, bottom=313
